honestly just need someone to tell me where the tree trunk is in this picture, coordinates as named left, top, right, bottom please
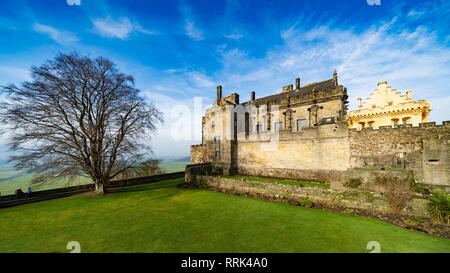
left=95, top=182, right=105, bottom=195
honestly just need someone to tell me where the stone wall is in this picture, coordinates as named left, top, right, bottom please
left=190, top=144, right=207, bottom=164
left=185, top=163, right=213, bottom=184
left=237, top=166, right=347, bottom=184
left=345, top=168, right=413, bottom=192
left=190, top=175, right=429, bottom=217
left=422, top=135, right=450, bottom=190
left=349, top=121, right=450, bottom=188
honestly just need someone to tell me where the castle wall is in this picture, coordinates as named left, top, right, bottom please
left=190, top=144, right=207, bottom=164
left=232, top=122, right=350, bottom=183
left=349, top=122, right=450, bottom=188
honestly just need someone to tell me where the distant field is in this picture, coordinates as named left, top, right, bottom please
left=0, top=159, right=189, bottom=196
left=159, top=159, right=190, bottom=173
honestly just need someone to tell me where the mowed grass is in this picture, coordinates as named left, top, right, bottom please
left=0, top=177, right=449, bottom=253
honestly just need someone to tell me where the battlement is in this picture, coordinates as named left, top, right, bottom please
left=348, top=121, right=450, bottom=133
left=191, top=144, right=205, bottom=148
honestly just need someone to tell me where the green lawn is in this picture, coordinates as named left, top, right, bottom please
left=222, top=175, right=330, bottom=189
left=0, top=177, right=449, bottom=253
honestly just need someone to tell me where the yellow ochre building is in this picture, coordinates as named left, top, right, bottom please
left=347, top=81, right=430, bottom=130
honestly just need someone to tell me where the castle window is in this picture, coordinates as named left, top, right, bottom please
left=211, top=121, right=215, bottom=128
left=215, top=151, right=220, bottom=158
left=320, top=117, right=335, bottom=125
left=402, top=117, right=410, bottom=125
left=392, top=119, right=399, bottom=128
left=256, top=123, right=261, bottom=132
left=368, top=121, right=374, bottom=128
left=274, top=122, right=283, bottom=131
left=214, top=136, right=220, bottom=143
left=297, top=119, right=307, bottom=132
left=245, top=112, right=250, bottom=136
left=360, top=122, right=365, bottom=129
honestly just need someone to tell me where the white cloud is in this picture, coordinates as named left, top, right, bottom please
left=224, top=32, right=243, bottom=40
left=32, top=23, right=79, bottom=45
left=66, top=0, right=81, bottom=6
left=184, top=20, right=204, bottom=41
left=91, top=17, right=155, bottom=39
left=407, top=10, right=424, bottom=19
left=179, top=2, right=204, bottom=41
left=188, top=72, right=215, bottom=88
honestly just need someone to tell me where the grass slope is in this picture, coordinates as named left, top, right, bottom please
left=0, top=178, right=449, bottom=253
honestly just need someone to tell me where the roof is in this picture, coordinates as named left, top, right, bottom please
left=243, top=77, right=338, bottom=106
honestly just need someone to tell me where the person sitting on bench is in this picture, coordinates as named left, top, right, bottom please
left=26, top=187, right=32, bottom=198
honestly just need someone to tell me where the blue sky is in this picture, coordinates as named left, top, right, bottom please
left=0, top=0, right=449, bottom=158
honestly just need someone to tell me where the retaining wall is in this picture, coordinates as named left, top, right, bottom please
left=190, top=175, right=429, bottom=217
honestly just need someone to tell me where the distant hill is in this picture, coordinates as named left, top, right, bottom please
left=174, top=156, right=190, bottom=162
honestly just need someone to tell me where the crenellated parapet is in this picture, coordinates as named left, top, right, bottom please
left=348, top=121, right=450, bottom=133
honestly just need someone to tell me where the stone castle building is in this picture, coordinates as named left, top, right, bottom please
left=347, top=81, right=431, bottom=130
left=190, top=71, right=449, bottom=190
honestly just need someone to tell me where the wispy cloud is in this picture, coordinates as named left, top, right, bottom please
left=91, top=17, right=155, bottom=39
left=32, top=23, right=79, bottom=45
left=179, top=2, right=204, bottom=41
left=184, top=21, right=204, bottom=41
left=407, top=10, right=424, bottom=19
left=224, top=32, right=243, bottom=41
left=66, top=0, right=81, bottom=6
left=188, top=71, right=215, bottom=87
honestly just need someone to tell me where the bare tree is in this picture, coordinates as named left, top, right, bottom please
left=0, top=53, right=163, bottom=195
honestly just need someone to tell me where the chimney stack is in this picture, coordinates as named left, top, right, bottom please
left=357, top=98, right=362, bottom=107
left=296, top=77, right=300, bottom=89
left=251, top=91, right=255, bottom=102
left=406, top=90, right=412, bottom=100
left=217, top=85, right=222, bottom=100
